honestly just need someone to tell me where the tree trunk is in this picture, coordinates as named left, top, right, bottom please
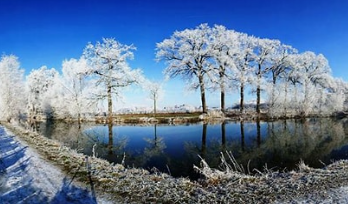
left=107, top=84, right=113, bottom=123
left=284, top=81, right=288, bottom=118
left=256, top=85, right=261, bottom=114
left=240, top=82, right=244, bottom=114
left=256, top=64, right=261, bottom=115
left=303, top=80, right=309, bottom=117
left=153, top=98, right=157, bottom=117
left=77, top=112, right=81, bottom=129
left=221, top=89, right=225, bottom=113
left=198, top=75, right=207, bottom=113
left=271, top=74, right=277, bottom=111
left=220, top=66, right=225, bottom=113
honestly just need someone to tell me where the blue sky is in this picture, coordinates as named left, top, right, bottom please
left=1, top=0, right=347, bottom=109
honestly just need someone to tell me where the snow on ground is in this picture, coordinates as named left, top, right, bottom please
left=0, top=126, right=111, bottom=204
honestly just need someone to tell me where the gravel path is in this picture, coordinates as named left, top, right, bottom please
left=0, top=126, right=111, bottom=204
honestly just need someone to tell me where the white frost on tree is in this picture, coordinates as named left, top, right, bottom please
left=26, top=66, right=59, bottom=118
left=265, top=43, right=297, bottom=117
left=83, top=38, right=144, bottom=120
left=53, top=58, right=94, bottom=120
left=322, top=77, right=347, bottom=113
left=251, top=38, right=280, bottom=114
left=291, top=52, right=332, bottom=116
left=146, top=81, right=164, bottom=116
left=209, top=25, right=240, bottom=112
left=0, top=55, right=26, bottom=121
left=232, top=32, right=256, bottom=113
left=156, top=24, right=214, bottom=113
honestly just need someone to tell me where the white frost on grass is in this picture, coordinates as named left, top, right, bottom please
left=0, top=126, right=111, bottom=204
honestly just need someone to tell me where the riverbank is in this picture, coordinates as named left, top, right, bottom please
left=27, top=110, right=347, bottom=125
left=2, top=121, right=348, bottom=203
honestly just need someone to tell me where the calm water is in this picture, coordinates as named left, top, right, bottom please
left=34, top=118, right=348, bottom=179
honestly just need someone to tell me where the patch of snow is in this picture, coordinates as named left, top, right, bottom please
left=0, top=126, right=112, bottom=204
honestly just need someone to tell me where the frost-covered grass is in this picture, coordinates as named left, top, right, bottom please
left=3, top=121, right=348, bottom=203
left=0, top=125, right=106, bottom=204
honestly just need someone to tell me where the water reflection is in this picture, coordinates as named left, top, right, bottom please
left=36, top=118, right=348, bottom=179
left=256, top=119, right=261, bottom=147
left=221, top=122, right=226, bottom=152
left=142, top=124, right=167, bottom=169
left=108, top=122, right=113, bottom=155
left=201, top=123, right=207, bottom=159
left=241, top=121, right=245, bottom=151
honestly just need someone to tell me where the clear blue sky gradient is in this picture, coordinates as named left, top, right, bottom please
left=1, top=0, right=347, bottom=108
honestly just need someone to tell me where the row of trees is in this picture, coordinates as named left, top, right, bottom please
left=156, top=24, right=348, bottom=116
left=0, top=24, right=347, bottom=122
left=0, top=39, right=159, bottom=122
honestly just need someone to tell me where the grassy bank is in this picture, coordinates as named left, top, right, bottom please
left=2, top=121, right=348, bottom=203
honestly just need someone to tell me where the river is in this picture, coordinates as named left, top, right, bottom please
left=31, top=117, right=348, bottom=179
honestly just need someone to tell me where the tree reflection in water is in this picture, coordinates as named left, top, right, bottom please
left=201, top=123, right=207, bottom=159
left=142, top=124, right=168, bottom=171
left=240, top=121, right=245, bottom=152
left=107, top=122, right=113, bottom=156
left=36, top=118, right=348, bottom=179
left=221, top=122, right=226, bottom=152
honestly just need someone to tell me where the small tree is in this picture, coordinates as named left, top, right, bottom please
left=147, top=81, right=163, bottom=117
left=83, top=38, right=143, bottom=122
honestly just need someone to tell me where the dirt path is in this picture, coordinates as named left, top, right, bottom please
left=0, top=126, right=111, bottom=204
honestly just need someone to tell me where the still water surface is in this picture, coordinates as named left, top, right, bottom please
left=36, top=118, right=348, bottom=179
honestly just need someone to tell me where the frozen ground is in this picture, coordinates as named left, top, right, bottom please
left=0, top=126, right=111, bottom=204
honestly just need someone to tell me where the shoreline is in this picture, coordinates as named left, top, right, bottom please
left=2, top=121, right=348, bottom=203
left=25, top=110, right=347, bottom=126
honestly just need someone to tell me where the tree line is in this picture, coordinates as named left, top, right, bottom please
left=0, top=24, right=347, bottom=122
left=156, top=24, right=348, bottom=117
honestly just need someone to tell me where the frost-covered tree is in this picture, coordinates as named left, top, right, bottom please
left=209, top=25, right=240, bottom=112
left=56, top=58, right=93, bottom=120
left=233, top=33, right=256, bottom=113
left=0, top=55, right=26, bottom=121
left=83, top=38, right=144, bottom=121
left=291, top=52, right=332, bottom=116
left=156, top=24, right=213, bottom=113
left=265, top=43, right=297, bottom=116
left=322, top=77, right=347, bottom=113
left=26, top=66, right=59, bottom=118
left=252, top=38, right=280, bottom=114
left=282, top=55, right=303, bottom=115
